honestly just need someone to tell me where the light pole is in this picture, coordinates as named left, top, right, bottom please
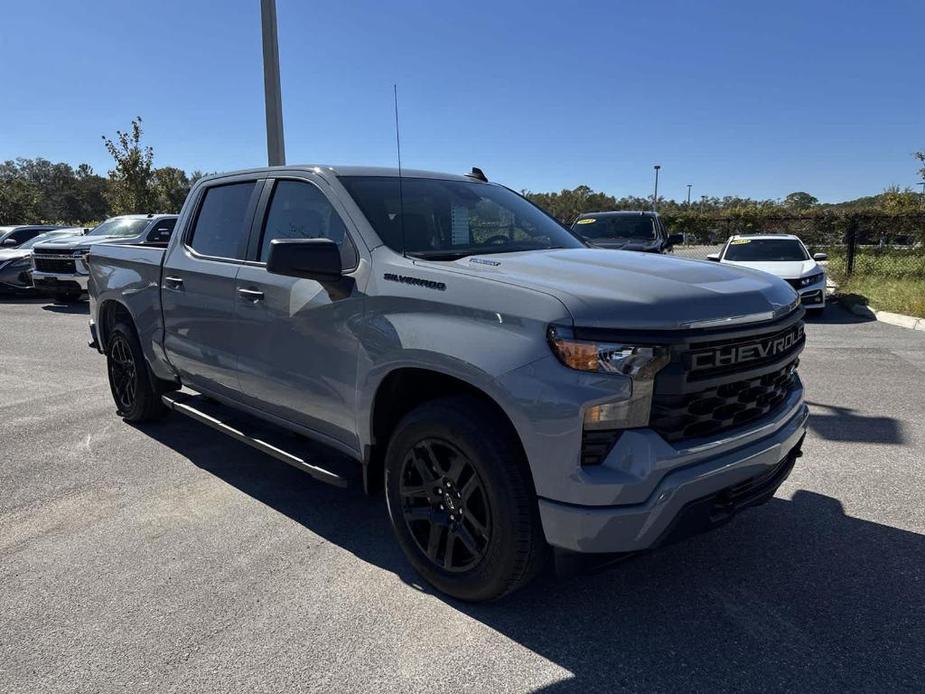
left=652, top=164, right=661, bottom=211
left=917, top=181, right=925, bottom=206
left=686, top=184, right=692, bottom=206
left=261, top=0, right=286, bottom=166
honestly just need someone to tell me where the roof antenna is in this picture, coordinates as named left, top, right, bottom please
left=393, top=83, right=407, bottom=257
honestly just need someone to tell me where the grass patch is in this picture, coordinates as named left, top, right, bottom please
left=836, top=277, right=925, bottom=318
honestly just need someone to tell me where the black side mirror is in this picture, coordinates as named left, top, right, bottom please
left=667, top=233, right=684, bottom=245
left=267, top=238, right=343, bottom=281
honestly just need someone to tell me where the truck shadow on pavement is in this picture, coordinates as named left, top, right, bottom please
left=803, top=301, right=874, bottom=325
left=40, top=301, right=90, bottom=315
left=806, top=400, right=907, bottom=445
left=135, top=418, right=922, bottom=693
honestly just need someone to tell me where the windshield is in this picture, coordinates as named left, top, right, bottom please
left=574, top=216, right=656, bottom=240
left=86, top=217, right=150, bottom=238
left=723, top=238, right=809, bottom=262
left=338, top=176, right=583, bottom=258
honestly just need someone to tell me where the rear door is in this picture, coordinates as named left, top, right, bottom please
left=162, top=178, right=263, bottom=399
left=233, top=174, right=366, bottom=449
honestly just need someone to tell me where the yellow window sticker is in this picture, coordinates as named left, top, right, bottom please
left=576, top=218, right=596, bottom=224
left=730, top=238, right=751, bottom=244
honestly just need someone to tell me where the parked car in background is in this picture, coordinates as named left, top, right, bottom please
left=0, top=228, right=87, bottom=294
left=0, top=224, right=68, bottom=248
left=87, top=164, right=807, bottom=602
left=708, top=234, right=827, bottom=310
left=571, top=211, right=681, bottom=253
left=32, top=214, right=177, bottom=303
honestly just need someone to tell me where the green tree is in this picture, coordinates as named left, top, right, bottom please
left=915, top=149, right=925, bottom=180
left=102, top=116, right=156, bottom=214
left=783, top=191, right=818, bottom=210
left=880, top=184, right=920, bottom=213
left=0, top=175, right=39, bottom=224
left=152, top=166, right=191, bottom=212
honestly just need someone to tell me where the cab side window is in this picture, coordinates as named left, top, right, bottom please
left=258, top=180, right=357, bottom=268
left=188, top=182, right=257, bottom=259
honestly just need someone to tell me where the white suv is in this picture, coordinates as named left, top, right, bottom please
left=708, top=234, right=827, bottom=310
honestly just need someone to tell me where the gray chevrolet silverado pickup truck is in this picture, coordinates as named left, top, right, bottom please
left=87, top=165, right=808, bottom=601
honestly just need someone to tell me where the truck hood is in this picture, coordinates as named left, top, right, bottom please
left=35, top=234, right=131, bottom=251
left=446, top=248, right=799, bottom=330
left=721, top=259, right=820, bottom=279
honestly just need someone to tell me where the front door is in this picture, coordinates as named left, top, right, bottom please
left=162, top=178, right=262, bottom=400
left=234, top=176, right=365, bottom=450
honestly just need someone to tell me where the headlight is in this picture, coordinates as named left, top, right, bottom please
left=73, top=248, right=91, bottom=258
left=548, top=325, right=670, bottom=432
left=799, top=272, right=824, bottom=287
left=547, top=326, right=669, bottom=378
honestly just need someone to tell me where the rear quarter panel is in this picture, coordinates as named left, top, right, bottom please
left=88, top=244, right=174, bottom=380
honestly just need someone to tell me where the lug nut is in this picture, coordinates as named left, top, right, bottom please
left=449, top=514, right=455, bottom=521
left=445, top=481, right=451, bottom=487
left=440, top=505, right=444, bottom=510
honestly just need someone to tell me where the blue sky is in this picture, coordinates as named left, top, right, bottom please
left=1, top=0, right=922, bottom=202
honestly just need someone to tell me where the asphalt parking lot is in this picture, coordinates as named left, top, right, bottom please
left=1, top=297, right=923, bottom=693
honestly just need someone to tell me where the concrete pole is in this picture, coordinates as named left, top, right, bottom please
left=653, top=165, right=661, bottom=211
left=261, top=0, right=285, bottom=166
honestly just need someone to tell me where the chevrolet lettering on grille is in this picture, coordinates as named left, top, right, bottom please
left=690, top=324, right=804, bottom=371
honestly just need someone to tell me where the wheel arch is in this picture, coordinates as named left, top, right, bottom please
left=364, top=367, right=529, bottom=495
left=97, top=299, right=135, bottom=352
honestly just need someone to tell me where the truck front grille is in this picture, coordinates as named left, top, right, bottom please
left=651, top=359, right=798, bottom=442
left=33, top=257, right=76, bottom=273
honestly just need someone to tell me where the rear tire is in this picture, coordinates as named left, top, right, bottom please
left=106, top=321, right=169, bottom=422
left=384, top=396, right=547, bottom=602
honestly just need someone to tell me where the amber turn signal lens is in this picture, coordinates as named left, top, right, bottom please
left=552, top=339, right=599, bottom=372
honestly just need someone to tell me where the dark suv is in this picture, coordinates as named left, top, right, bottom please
left=571, top=211, right=680, bottom=253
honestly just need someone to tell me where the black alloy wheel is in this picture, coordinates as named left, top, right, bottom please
left=398, top=438, right=492, bottom=572
left=108, top=333, right=138, bottom=412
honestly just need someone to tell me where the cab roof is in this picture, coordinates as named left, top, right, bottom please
left=198, top=164, right=478, bottom=185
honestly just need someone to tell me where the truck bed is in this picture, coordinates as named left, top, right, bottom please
left=89, top=242, right=165, bottom=299
left=88, top=243, right=167, bottom=360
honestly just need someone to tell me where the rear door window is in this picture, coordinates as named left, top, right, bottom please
left=188, top=182, right=257, bottom=259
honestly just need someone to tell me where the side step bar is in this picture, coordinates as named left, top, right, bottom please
left=161, top=391, right=356, bottom=488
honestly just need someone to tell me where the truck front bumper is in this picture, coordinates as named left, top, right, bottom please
left=31, top=271, right=88, bottom=293
left=538, top=400, right=809, bottom=553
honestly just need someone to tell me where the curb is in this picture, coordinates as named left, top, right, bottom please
left=841, top=300, right=925, bottom=331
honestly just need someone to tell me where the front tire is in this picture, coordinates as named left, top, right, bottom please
left=384, top=396, right=546, bottom=601
left=106, top=321, right=169, bottom=422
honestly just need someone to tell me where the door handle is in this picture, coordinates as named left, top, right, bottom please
left=237, top=287, right=264, bottom=301
left=163, top=276, right=184, bottom=289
